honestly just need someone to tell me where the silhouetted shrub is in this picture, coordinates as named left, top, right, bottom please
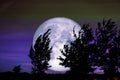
left=13, top=65, right=21, bottom=73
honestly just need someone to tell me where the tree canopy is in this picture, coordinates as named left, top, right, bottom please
left=94, top=19, right=120, bottom=75
left=29, top=29, right=52, bottom=74
left=59, top=24, right=94, bottom=74
left=59, top=19, right=120, bottom=75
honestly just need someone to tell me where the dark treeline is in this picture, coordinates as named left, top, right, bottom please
left=29, top=19, right=120, bottom=76
left=0, top=19, right=120, bottom=80
left=27, top=19, right=120, bottom=79
left=59, top=19, right=120, bottom=75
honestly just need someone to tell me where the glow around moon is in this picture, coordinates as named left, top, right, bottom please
left=33, top=17, right=81, bottom=72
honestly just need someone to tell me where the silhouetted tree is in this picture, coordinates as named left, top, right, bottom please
left=13, top=65, right=21, bottom=73
left=59, top=24, right=94, bottom=74
left=95, top=19, right=119, bottom=75
left=29, top=29, right=52, bottom=74
left=112, top=30, right=120, bottom=73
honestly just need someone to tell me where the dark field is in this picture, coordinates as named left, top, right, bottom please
left=0, top=72, right=120, bottom=80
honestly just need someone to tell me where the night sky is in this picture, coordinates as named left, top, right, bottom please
left=0, top=0, right=120, bottom=73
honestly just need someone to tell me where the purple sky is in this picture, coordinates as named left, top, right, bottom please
left=0, top=19, right=41, bottom=72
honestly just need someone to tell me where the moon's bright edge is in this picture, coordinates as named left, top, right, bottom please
left=33, top=17, right=81, bottom=73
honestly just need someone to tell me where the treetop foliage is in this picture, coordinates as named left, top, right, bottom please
left=29, top=29, right=52, bottom=74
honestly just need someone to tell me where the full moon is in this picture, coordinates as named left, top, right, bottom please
left=33, top=17, right=81, bottom=73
